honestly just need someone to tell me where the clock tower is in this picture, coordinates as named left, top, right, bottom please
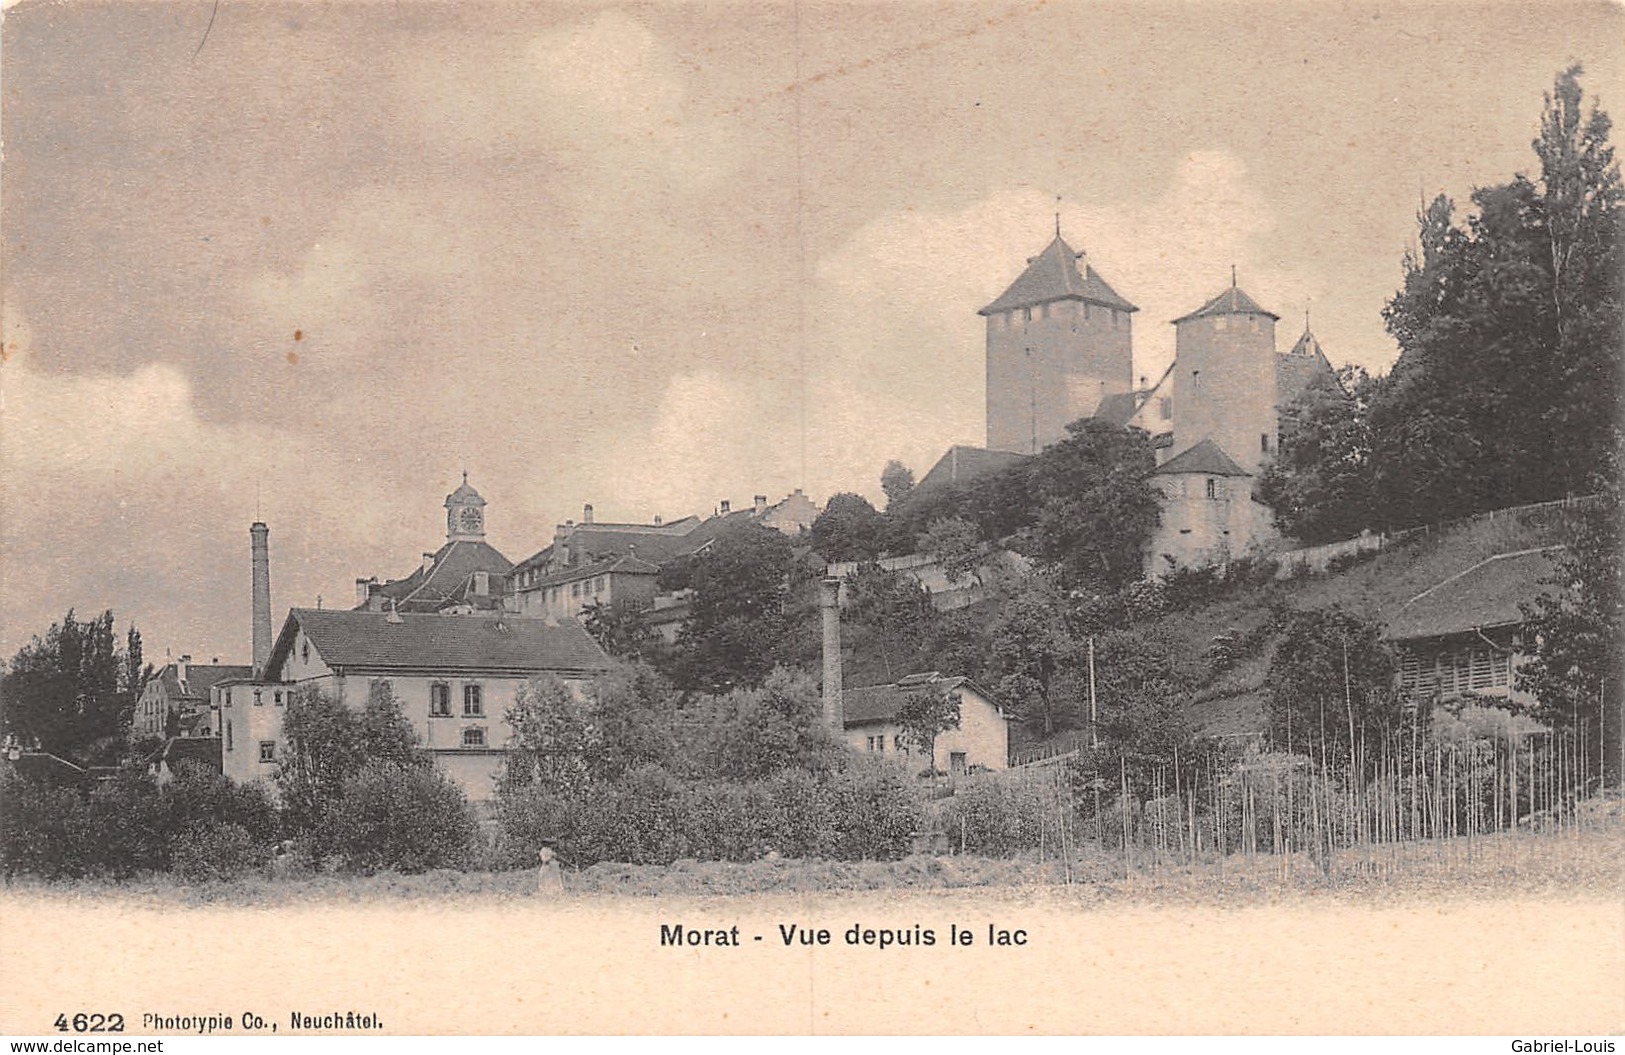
left=445, top=472, right=487, bottom=543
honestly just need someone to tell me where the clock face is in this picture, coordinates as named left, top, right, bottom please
left=457, top=507, right=483, bottom=533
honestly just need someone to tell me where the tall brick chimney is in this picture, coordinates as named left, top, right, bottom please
left=819, top=577, right=843, bottom=731
left=250, top=522, right=272, bottom=678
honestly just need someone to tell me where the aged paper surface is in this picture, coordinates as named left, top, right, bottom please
left=2, top=0, right=1622, bottom=1037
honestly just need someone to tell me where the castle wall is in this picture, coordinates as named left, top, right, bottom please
left=986, top=299, right=1133, bottom=454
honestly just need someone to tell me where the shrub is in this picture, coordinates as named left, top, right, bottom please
left=940, top=778, right=1059, bottom=856
left=0, top=769, right=94, bottom=880
left=171, top=824, right=263, bottom=883
left=318, top=763, right=478, bottom=874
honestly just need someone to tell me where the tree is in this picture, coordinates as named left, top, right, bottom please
left=275, top=683, right=425, bottom=843
left=1518, top=482, right=1623, bottom=782
left=1374, top=68, right=1621, bottom=525
left=810, top=492, right=890, bottom=562
left=1, top=609, right=141, bottom=761
left=1256, top=367, right=1376, bottom=543
left=670, top=523, right=797, bottom=692
left=895, top=686, right=960, bottom=766
left=1019, top=419, right=1160, bottom=592
left=710, top=668, right=842, bottom=781
left=317, top=762, right=477, bottom=874
left=839, top=565, right=937, bottom=686
left=986, top=580, right=1077, bottom=736
left=584, top=664, right=681, bottom=781
left=1264, top=607, right=1404, bottom=763
left=580, top=600, right=656, bottom=662
left=880, top=459, right=916, bottom=512
left=501, top=675, right=596, bottom=794
left=920, top=516, right=983, bottom=586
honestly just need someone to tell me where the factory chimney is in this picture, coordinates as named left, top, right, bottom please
left=819, top=577, right=844, bottom=731
left=251, top=522, right=272, bottom=678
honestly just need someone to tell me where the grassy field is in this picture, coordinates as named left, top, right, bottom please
left=7, top=796, right=1617, bottom=907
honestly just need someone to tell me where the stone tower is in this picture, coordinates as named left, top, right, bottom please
left=445, top=473, right=487, bottom=543
left=1168, top=279, right=1280, bottom=475
left=980, top=231, right=1136, bottom=454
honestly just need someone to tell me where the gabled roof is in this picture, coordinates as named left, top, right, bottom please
left=1173, top=284, right=1280, bottom=324
left=841, top=673, right=1007, bottom=727
left=1383, top=548, right=1563, bottom=642
left=269, top=608, right=611, bottom=675
left=916, top=445, right=1030, bottom=492
left=980, top=235, right=1138, bottom=315
left=155, top=663, right=254, bottom=701
left=1276, top=328, right=1343, bottom=406
left=1153, top=438, right=1250, bottom=477
left=366, top=539, right=513, bottom=611
left=514, top=522, right=700, bottom=576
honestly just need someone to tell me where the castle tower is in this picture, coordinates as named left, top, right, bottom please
left=1168, top=278, right=1280, bottom=475
left=980, top=231, right=1137, bottom=454
left=445, top=472, right=487, bottom=543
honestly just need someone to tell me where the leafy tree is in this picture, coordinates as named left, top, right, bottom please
left=1019, top=419, right=1160, bottom=592
left=895, top=686, right=960, bottom=764
left=275, top=682, right=425, bottom=843
left=670, top=523, right=797, bottom=692
left=1264, top=606, right=1404, bottom=762
left=1518, top=482, right=1623, bottom=782
left=810, top=492, right=890, bottom=562
left=1, top=609, right=141, bottom=761
left=501, top=675, right=596, bottom=794
left=920, top=516, right=983, bottom=586
left=986, top=579, right=1078, bottom=736
left=317, top=762, right=477, bottom=874
left=839, top=565, right=938, bottom=686
left=1256, top=367, right=1376, bottom=543
left=1374, top=68, right=1621, bottom=526
left=584, top=663, right=681, bottom=781
left=880, top=459, right=916, bottom=512
left=580, top=600, right=656, bottom=662
left=710, top=668, right=842, bottom=781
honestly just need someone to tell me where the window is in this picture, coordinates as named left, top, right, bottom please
left=253, top=688, right=263, bottom=707
left=571, top=582, right=581, bottom=598
left=1261, top=433, right=1271, bottom=454
left=462, top=727, right=487, bottom=748
left=595, top=577, right=606, bottom=593
left=1160, top=397, right=1172, bottom=420
left=865, top=736, right=877, bottom=752
left=259, top=741, right=276, bottom=764
left=1215, top=316, right=1229, bottom=331
left=274, top=690, right=283, bottom=706
left=463, top=684, right=484, bottom=717
left=225, top=688, right=233, bottom=709
left=893, top=735, right=906, bottom=754
left=301, top=639, right=310, bottom=664
left=1205, top=478, right=1217, bottom=500
left=225, top=720, right=233, bottom=752
left=949, top=751, right=968, bottom=774
left=430, top=683, right=451, bottom=717
left=1022, top=307, right=1032, bottom=323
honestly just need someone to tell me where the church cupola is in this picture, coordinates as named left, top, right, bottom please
left=445, top=472, right=487, bottom=542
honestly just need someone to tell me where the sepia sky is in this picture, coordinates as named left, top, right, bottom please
left=2, top=0, right=1621, bottom=665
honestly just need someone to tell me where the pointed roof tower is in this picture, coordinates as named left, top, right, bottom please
left=1172, top=277, right=1280, bottom=324
left=979, top=233, right=1138, bottom=315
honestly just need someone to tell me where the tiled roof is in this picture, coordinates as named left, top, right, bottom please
left=514, top=523, right=699, bottom=575
left=1093, top=391, right=1147, bottom=428
left=156, top=663, right=254, bottom=701
left=528, top=553, right=661, bottom=590
left=841, top=673, right=1005, bottom=726
left=367, top=540, right=513, bottom=612
left=1154, top=438, right=1250, bottom=477
left=1276, top=329, right=1342, bottom=406
left=916, top=445, right=1030, bottom=492
left=272, top=608, right=611, bottom=675
left=1383, top=548, right=1562, bottom=642
left=980, top=235, right=1138, bottom=315
left=1173, top=285, right=1280, bottom=324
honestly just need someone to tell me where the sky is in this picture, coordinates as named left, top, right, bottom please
left=2, top=0, right=1621, bottom=666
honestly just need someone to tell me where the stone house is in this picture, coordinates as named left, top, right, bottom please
left=841, top=672, right=1012, bottom=774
